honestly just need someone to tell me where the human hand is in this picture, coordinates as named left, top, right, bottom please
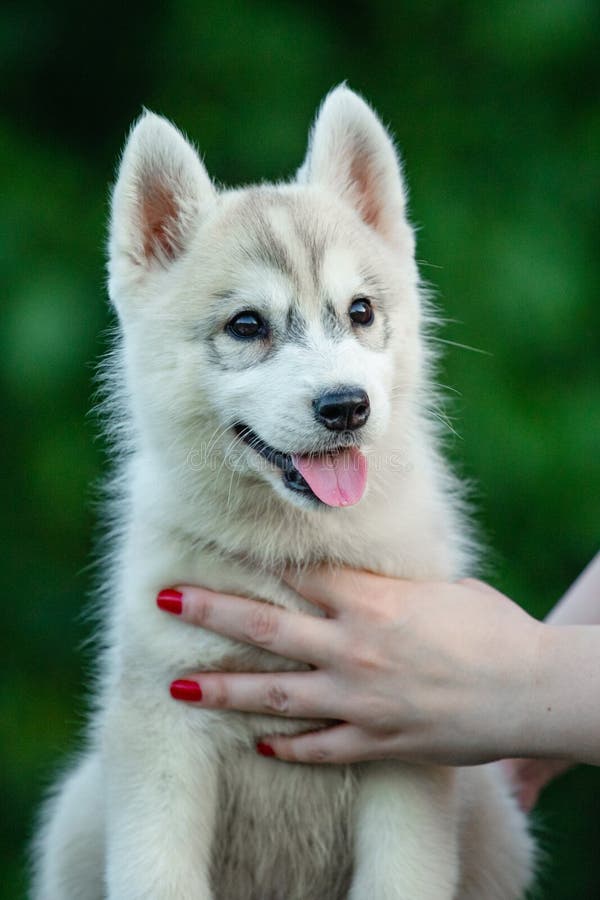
left=159, top=569, right=545, bottom=765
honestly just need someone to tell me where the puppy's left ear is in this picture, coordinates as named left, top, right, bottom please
left=298, top=86, right=411, bottom=249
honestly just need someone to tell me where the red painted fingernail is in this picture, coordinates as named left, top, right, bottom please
left=157, top=589, right=183, bottom=615
left=170, top=679, right=202, bottom=701
left=256, top=741, right=275, bottom=757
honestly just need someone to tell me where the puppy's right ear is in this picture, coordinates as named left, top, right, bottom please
left=108, top=112, right=215, bottom=300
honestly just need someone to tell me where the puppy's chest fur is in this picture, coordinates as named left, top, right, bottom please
left=112, top=506, right=440, bottom=897
left=113, top=522, right=370, bottom=900
left=211, top=752, right=355, bottom=900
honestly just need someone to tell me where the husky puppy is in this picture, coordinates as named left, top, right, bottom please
left=32, top=86, right=534, bottom=899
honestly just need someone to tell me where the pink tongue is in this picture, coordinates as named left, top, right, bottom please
left=291, top=447, right=368, bottom=507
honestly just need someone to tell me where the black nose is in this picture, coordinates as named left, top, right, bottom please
left=313, top=388, right=370, bottom=432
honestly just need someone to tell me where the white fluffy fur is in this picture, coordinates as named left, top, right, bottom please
left=32, top=86, right=534, bottom=899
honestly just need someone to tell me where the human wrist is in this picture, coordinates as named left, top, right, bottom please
left=496, top=617, right=551, bottom=761
left=522, top=623, right=600, bottom=764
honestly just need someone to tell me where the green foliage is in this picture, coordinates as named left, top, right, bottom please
left=1, top=1, right=598, bottom=896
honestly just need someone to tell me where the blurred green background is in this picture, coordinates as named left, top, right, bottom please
left=1, top=0, right=598, bottom=897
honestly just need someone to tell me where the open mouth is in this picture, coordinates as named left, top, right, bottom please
left=233, top=424, right=368, bottom=508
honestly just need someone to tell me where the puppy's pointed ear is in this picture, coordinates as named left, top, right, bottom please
left=298, top=86, right=410, bottom=248
left=109, top=112, right=215, bottom=295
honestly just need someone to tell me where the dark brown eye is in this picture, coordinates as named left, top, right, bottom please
left=226, top=311, right=268, bottom=339
left=349, top=297, right=374, bottom=326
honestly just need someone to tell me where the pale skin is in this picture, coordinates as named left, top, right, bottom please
left=161, top=552, right=600, bottom=811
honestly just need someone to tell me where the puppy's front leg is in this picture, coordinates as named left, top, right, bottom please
left=350, top=762, right=460, bottom=900
left=103, top=696, right=220, bottom=900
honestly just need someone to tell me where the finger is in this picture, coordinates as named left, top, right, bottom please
left=260, top=724, right=398, bottom=765
left=170, top=671, right=345, bottom=720
left=283, top=566, right=375, bottom=616
left=165, top=585, right=340, bottom=667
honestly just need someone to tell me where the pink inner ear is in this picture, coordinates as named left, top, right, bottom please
left=140, top=179, right=181, bottom=262
left=350, top=151, right=383, bottom=233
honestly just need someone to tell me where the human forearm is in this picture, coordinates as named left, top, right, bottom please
left=546, top=553, right=600, bottom=626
